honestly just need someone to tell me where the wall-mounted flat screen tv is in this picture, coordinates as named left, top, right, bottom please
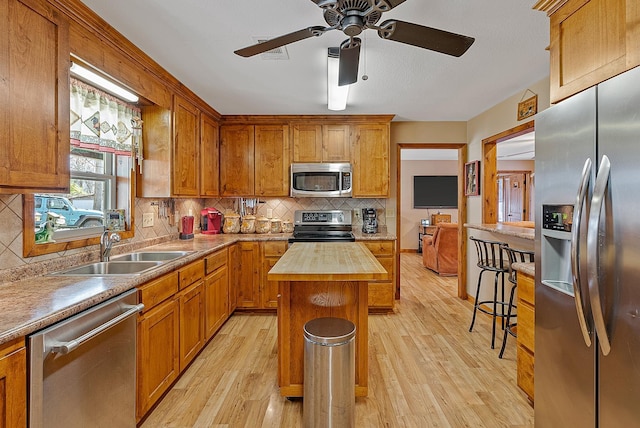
left=413, top=175, right=458, bottom=209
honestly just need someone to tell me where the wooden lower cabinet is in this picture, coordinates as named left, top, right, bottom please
left=178, top=281, right=205, bottom=371
left=137, top=254, right=230, bottom=421
left=0, top=337, right=27, bottom=428
left=516, top=271, right=535, bottom=401
left=137, top=297, right=180, bottom=421
left=204, top=249, right=229, bottom=340
left=360, top=240, right=396, bottom=312
left=261, top=241, right=288, bottom=309
left=232, top=241, right=288, bottom=311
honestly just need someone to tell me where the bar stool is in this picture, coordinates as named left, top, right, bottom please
left=468, top=236, right=510, bottom=349
left=498, top=245, right=535, bottom=359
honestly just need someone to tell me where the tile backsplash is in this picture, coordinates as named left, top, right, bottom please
left=0, top=195, right=387, bottom=278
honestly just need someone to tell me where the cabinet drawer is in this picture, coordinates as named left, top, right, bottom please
left=517, top=343, right=534, bottom=401
left=205, top=250, right=227, bottom=275
left=138, top=272, right=178, bottom=311
left=362, top=241, right=394, bottom=256
left=263, top=241, right=287, bottom=257
left=367, top=282, right=394, bottom=309
left=374, top=257, right=394, bottom=281
left=518, top=301, right=535, bottom=352
left=518, top=272, right=534, bottom=305
left=178, top=260, right=204, bottom=290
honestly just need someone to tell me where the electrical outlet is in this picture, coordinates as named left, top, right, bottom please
left=142, top=212, right=154, bottom=227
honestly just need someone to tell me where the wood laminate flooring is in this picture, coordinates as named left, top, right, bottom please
left=141, top=253, right=534, bottom=427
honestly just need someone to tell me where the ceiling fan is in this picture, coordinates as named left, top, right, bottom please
left=234, top=0, right=475, bottom=86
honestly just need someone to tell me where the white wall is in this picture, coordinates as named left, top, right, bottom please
left=465, top=76, right=550, bottom=299
left=400, top=159, right=458, bottom=250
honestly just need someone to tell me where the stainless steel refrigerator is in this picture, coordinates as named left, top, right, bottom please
left=535, top=65, right=640, bottom=427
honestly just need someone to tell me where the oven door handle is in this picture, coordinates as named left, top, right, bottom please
left=50, top=304, right=144, bottom=355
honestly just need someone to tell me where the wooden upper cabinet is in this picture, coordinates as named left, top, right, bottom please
left=200, top=113, right=220, bottom=197
left=291, top=124, right=349, bottom=162
left=350, top=123, right=390, bottom=197
left=255, top=125, right=290, bottom=197
left=220, top=125, right=255, bottom=196
left=172, top=95, right=200, bottom=197
left=0, top=0, right=70, bottom=194
left=138, top=105, right=172, bottom=197
left=322, top=125, right=350, bottom=162
left=537, top=0, right=640, bottom=103
left=292, top=124, right=323, bottom=162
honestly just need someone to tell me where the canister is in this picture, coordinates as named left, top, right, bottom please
left=282, top=219, right=294, bottom=233
left=222, top=212, right=240, bottom=234
left=241, top=215, right=256, bottom=234
left=270, top=218, right=282, bottom=233
left=255, top=216, right=271, bottom=234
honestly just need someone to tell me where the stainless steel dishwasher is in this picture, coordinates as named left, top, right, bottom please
left=28, top=289, right=143, bottom=428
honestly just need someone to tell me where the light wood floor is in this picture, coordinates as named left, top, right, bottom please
left=141, top=253, right=534, bottom=428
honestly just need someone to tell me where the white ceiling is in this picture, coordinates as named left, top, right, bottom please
left=78, top=0, right=549, bottom=122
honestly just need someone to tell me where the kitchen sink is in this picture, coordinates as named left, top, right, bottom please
left=49, top=261, right=163, bottom=276
left=110, top=251, right=193, bottom=262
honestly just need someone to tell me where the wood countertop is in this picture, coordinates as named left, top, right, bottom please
left=268, top=242, right=388, bottom=282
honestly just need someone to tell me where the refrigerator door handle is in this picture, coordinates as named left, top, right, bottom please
left=587, top=154, right=612, bottom=356
left=571, top=158, right=593, bottom=347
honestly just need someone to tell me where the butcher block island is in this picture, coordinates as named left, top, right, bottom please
left=268, top=242, right=387, bottom=397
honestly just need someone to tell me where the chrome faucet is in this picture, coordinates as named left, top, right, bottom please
left=100, top=231, right=121, bottom=262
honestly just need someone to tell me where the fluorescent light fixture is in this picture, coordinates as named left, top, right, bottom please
left=70, top=62, right=139, bottom=103
left=327, top=47, right=349, bottom=111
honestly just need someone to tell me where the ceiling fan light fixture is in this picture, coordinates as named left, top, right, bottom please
left=327, top=47, right=350, bottom=111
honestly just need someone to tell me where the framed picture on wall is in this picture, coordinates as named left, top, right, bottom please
left=465, top=160, right=480, bottom=196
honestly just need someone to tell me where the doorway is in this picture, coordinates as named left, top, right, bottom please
left=396, top=143, right=468, bottom=300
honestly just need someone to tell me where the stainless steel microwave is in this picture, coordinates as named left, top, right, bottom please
left=290, top=163, right=352, bottom=197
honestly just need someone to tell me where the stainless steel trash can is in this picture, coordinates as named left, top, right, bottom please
left=303, top=317, right=356, bottom=428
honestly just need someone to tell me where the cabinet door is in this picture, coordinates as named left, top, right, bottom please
left=204, top=266, right=229, bottom=340
left=0, top=0, right=70, bottom=193
left=138, top=106, right=172, bottom=197
left=228, top=244, right=239, bottom=314
left=0, top=338, right=26, bottom=428
left=323, top=124, right=350, bottom=162
left=291, top=124, right=323, bottom=162
left=178, top=281, right=204, bottom=371
left=220, top=125, right=255, bottom=196
left=255, top=125, right=290, bottom=196
left=351, top=124, right=390, bottom=197
left=545, top=0, right=640, bottom=103
left=172, top=95, right=200, bottom=197
left=137, top=298, right=179, bottom=420
left=262, top=257, right=281, bottom=309
left=200, top=113, right=220, bottom=197
left=234, top=242, right=261, bottom=308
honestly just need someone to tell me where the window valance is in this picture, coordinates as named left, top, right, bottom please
left=70, top=78, right=141, bottom=156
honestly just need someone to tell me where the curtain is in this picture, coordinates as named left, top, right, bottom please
left=70, top=78, right=141, bottom=156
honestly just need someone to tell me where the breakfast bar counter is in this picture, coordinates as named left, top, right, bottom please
left=268, top=242, right=387, bottom=397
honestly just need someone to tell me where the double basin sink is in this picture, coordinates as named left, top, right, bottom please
left=49, top=251, right=193, bottom=277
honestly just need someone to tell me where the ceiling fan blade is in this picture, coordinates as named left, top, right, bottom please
left=374, top=0, right=408, bottom=11
left=235, top=26, right=328, bottom=57
left=338, top=38, right=361, bottom=86
left=377, top=20, right=475, bottom=57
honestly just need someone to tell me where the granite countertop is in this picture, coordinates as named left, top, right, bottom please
left=0, top=231, right=396, bottom=345
left=352, top=227, right=397, bottom=241
left=512, top=262, right=535, bottom=277
left=464, top=223, right=534, bottom=241
left=268, top=242, right=387, bottom=281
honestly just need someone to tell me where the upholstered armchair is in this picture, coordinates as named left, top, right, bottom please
left=422, top=223, right=459, bottom=276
